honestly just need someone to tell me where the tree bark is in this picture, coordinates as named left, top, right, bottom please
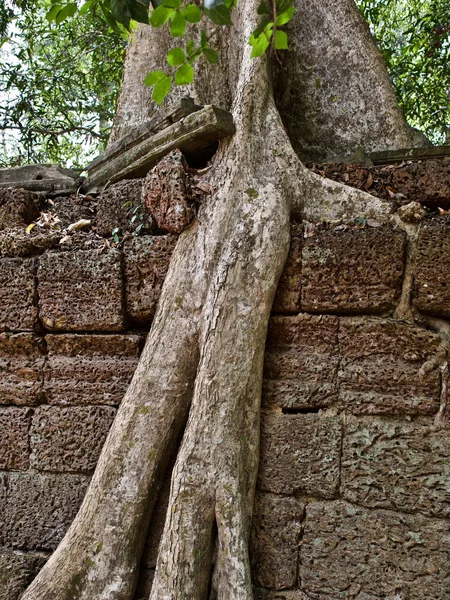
left=23, top=1, right=412, bottom=599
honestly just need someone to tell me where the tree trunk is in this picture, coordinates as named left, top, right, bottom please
left=23, top=1, right=414, bottom=599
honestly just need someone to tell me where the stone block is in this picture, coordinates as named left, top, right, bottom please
left=0, top=188, right=40, bottom=230
left=0, top=407, right=31, bottom=470
left=301, top=226, right=405, bottom=314
left=0, top=258, right=38, bottom=331
left=96, top=178, right=147, bottom=236
left=250, top=492, right=303, bottom=590
left=44, top=334, right=140, bottom=406
left=390, top=157, right=450, bottom=209
left=258, top=414, right=341, bottom=498
left=300, top=500, right=450, bottom=600
left=124, top=235, right=177, bottom=323
left=338, top=318, right=442, bottom=415
left=254, top=591, right=310, bottom=600
left=30, top=405, right=116, bottom=473
left=272, top=223, right=302, bottom=315
left=38, top=249, right=124, bottom=331
left=0, top=333, right=45, bottom=406
left=0, top=552, right=48, bottom=600
left=263, top=315, right=338, bottom=411
left=341, top=417, right=450, bottom=518
left=2, top=472, right=89, bottom=550
left=413, top=218, right=450, bottom=317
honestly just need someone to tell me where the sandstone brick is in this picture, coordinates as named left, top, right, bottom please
left=301, top=226, right=405, bottom=314
left=250, top=493, right=303, bottom=590
left=258, top=414, right=341, bottom=498
left=300, top=501, right=450, bottom=600
left=96, top=178, right=147, bottom=236
left=338, top=318, right=442, bottom=415
left=0, top=407, right=31, bottom=470
left=272, top=223, right=302, bottom=315
left=0, top=188, right=40, bottom=230
left=124, top=235, right=177, bottom=323
left=263, top=315, right=338, bottom=410
left=30, top=405, right=116, bottom=472
left=37, top=249, right=124, bottom=331
left=0, top=258, right=38, bottom=331
left=413, top=217, right=450, bottom=317
left=0, top=333, right=45, bottom=406
left=2, top=472, right=89, bottom=550
left=0, top=552, right=48, bottom=600
left=44, top=334, right=140, bottom=406
left=341, top=417, right=450, bottom=519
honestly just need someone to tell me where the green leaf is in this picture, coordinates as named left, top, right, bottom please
left=153, top=75, right=172, bottom=104
left=170, top=10, right=186, bottom=36
left=111, top=0, right=131, bottom=28
left=186, top=39, right=195, bottom=55
left=127, top=0, right=150, bottom=23
left=78, top=0, right=93, bottom=15
left=257, top=1, right=270, bottom=15
left=144, top=69, right=168, bottom=85
left=167, top=47, right=186, bottom=65
left=183, top=4, right=202, bottom=23
left=275, top=6, right=294, bottom=26
left=46, top=4, right=62, bottom=21
left=200, top=29, right=208, bottom=48
left=252, top=17, right=272, bottom=38
left=55, top=3, right=77, bottom=24
left=249, top=31, right=271, bottom=57
left=161, top=0, right=181, bottom=8
left=175, top=63, right=194, bottom=84
left=274, top=29, right=288, bottom=49
left=149, top=5, right=174, bottom=26
left=204, top=4, right=232, bottom=25
left=204, top=47, right=219, bottom=63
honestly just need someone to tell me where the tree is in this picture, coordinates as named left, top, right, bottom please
left=0, top=1, right=125, bottom=167
left=22, top=1, right=418, bottom=599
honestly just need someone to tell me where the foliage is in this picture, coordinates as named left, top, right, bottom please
left=45, top=0, right=296, bottom=104
left=357, top=0, right=450, bottom=142
left=0, top=0, right=125, bottom=167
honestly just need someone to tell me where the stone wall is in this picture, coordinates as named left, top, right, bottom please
left=1, top=173, right=450, bottom=600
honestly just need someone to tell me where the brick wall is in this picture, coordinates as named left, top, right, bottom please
left=1, top=181, right=450, bottom=600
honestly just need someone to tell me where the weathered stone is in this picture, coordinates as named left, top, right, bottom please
left=0, top=552, right=48, bottom=600
left=397, top=201, right=426, bottom=224
left=0, top=188, right=40, bottom=230
left=0, top=408, right=31, bottom=470
left=413, top=217, right=450, bottom=317
left=44, top=334, right=140, bottom=406
left=38, top=249, right=124, bottom=331
left=390, top=157, right=450, bottom=209
left=258, top=414, right=341, bottom=498
left=301, top=226, right=405, bottom=314
left=0, top=258, right=38, bottom=331
left=300, top=501, right=450, bottom=600
left=0, top=333, right=45, bottom=406
left=30, top=405, right=116, bottom=472
left=142, top=150, right=195, bottom=234
left=124, top=235, right=177, bottom=323
left=254, top=591, right=311, bottom=600
left=272, top=223, right=302, bottom=314
left=342, top=417, right=450, bottom=518
left=2, top=472, right=89, bottom=550
left=47, top=194, right=96, bottom=229
left=263, top=315, right=338, bottom=411
left=338, top=318, right=442, bottom=415
left=96, top=178, right=148, bottom=236
left=0, top=228, right=61, bottom=258
left=84, top=104, right=236, bottom=191
left=250, top=493, right=304, bottom=590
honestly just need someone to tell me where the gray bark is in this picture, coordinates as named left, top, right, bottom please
left=23, top=1, right=409, bottom=599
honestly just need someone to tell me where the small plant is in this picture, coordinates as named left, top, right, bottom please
left=122, top=200, right=147, bottom=235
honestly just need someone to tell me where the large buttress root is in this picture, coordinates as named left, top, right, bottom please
left=21, top=229, right=203, bottom=600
